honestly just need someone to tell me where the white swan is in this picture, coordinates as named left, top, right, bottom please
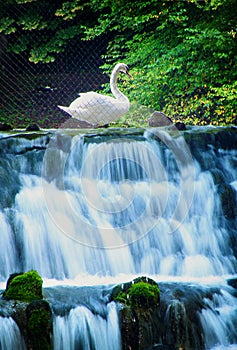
left=58, top=63, right=131, bottom=125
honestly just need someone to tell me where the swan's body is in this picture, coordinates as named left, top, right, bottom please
left=58, top=63, right=131, bottom=125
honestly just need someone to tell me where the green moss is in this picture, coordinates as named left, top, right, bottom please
left=114, top=291, right=127, bottom=304
left=4, top=270, right=43, bottom=302
left=112, top=277, right=160, bottom=309
left=128, top=281, right=160, bottom=308
left=26, top=300, right=51, bottom=350
left=27, top=300, right=51, bottom=350
left=28, top=309, right=50, bottom=335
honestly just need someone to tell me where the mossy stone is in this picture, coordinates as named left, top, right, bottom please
left=112, top=277, right=161, bottom=349
left=128, top=281, right=160, bottom=309
left=4, top=270, right=43, bottom=302
left=112, top=276, right=160, bottom=309
left=26, top=300, right=52, bottom=350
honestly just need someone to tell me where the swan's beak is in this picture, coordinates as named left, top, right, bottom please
left=126, top=69, right=132, bottom=78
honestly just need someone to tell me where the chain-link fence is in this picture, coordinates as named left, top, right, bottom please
left=0, top=22, right=111, bottom=128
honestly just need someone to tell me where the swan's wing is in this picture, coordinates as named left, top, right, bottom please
left=59, top=91, right=130, bottom=124
left=70, top=92, right=116, bottom=109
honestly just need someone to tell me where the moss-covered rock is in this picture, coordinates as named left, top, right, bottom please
left=26, top=300, right=52, bottom=350
left=3, top=271, right=52, bottom=350
left=120, top=307, right=139, bottom=350
left=4, top=270, right=43, bottom=302
left=111, top=276, right=161, bottom=350
left=111, top=276, right=160, bottom=308
left=128, top=281, right=160, bottom=309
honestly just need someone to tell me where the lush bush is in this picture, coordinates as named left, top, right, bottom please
left=96, top=0, right=237, bottom=126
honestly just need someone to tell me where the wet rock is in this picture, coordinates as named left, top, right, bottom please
left=120, top=304, right=163, bottom=350
left=26, top=300, right=52, bottom=350
left=0, top=159, right=20, bottom=209
left=210, top=169, right=225, bottom=185
left=111, top=276, right=162, bottom=350
left=111, top=276, right=159, bottom=304
left=9, top=301, right=29, bottom=341
left=112, top=278, right=206, bottom=350
left=25, top=123, right=40, bottom=131
left=218, top=183, right=237, bottom=219
left=165, top=300, right=189, bottom=349
left=148, top=112, right=173, bottom=127
left=120, top=306, right=139, bottom=349
left=227, top=278, right=237, bottom=289
left=61, top=117, right=93, bottom=128
left=175, top=121, right=186, bottom=130
left=2, top=271, right=52, bottom=350
left=0, top=122, right=13, bottom=131
left=144, top=345, right=176, bottom=350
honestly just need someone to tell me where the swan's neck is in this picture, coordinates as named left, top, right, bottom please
left=110, top=69, right=129, bottom=101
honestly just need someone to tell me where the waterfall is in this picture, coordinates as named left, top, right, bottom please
left=0, top=317, right=26, bottom=350
left=53, top=302, right=120, bottom=350
left=0, top=127, right=236, bottom=349
left=198, top=287, right=237, bottom=349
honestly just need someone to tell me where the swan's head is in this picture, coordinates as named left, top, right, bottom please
left=115, top=63, right=132, bottom=78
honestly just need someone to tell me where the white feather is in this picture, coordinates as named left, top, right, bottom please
left=58, top=63, right=131, bottom=125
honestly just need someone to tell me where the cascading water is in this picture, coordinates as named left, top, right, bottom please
left=53, top=301, right=120, bottom=350
left=0, top=126, right=236, bottom=349
left=198, top=288, right=237, bottom=349
left=0, top=316, right=26, bottom=349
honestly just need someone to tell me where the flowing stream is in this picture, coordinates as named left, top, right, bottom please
left=0, top=126, right=236, bottom=349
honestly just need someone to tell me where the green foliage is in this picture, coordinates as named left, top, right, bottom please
left=114, top=291, right=127, bottom=304
left=0, top=0, right=236, bottom=125
left=0, top=17, right=16, bottom=34
left=28, top=309, right=50, bottom=335
left=0, top=1, right=87, bottom=63
left=4, top=270, right=43, bottom=302
left=95, top=0, right=237, bottom=126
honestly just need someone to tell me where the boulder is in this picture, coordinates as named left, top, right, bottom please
left=175, top=121, right=186, bottom=130
left=227, top=278, right=237, bottom=289
left=0, top=122, right=13, bottom=131
left=111, top=276, right=162, bottom=350
left=4, top=270, right=43, bottom=302
left=2, top=271, right=52, bottom=350
left=26, top=300, right=52, bottom=350
left=25, top=123, right=40, bottom=131
left=148, top=112, right=172, bottom=127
